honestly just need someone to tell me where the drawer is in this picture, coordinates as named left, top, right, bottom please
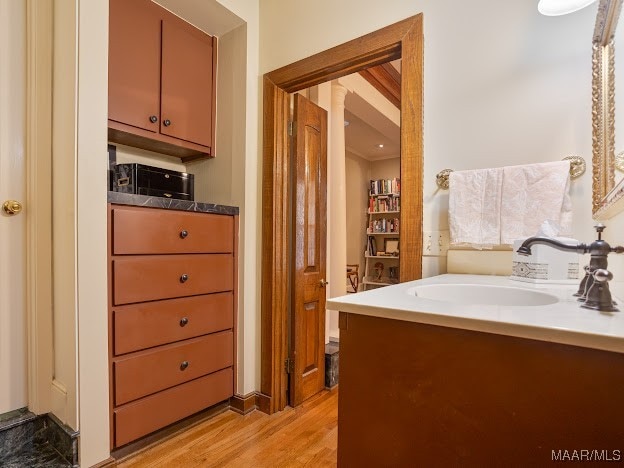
left=114, top=367, right=233, bottom=448
left=114, top=331, right=233, bottom=406
left=113, top=292, right=233, bottom=355
left=112, top=254, right=233, bottom=305
left=111, top=205, right=233, bottom=254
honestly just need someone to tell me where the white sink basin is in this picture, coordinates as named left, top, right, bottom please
left=410, top=283, right=559, bottom=306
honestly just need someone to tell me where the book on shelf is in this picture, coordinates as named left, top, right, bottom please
left=368, top=194, right=400, bottom=213
left=367, top=236, right=377, bottom=256
left=369, top=178, right=400, bottom=196
left=368, top=217, right=400, bottom=233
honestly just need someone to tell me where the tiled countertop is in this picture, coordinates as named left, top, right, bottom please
left=107, top=192, right=239, bottom=215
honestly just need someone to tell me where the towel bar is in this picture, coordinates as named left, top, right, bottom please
left=435, top=156, right=586, bottom=190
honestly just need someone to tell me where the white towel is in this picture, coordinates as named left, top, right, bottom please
left=448, top=167, right=503, bottom=248
left=500, top=161, right=572, bottom=245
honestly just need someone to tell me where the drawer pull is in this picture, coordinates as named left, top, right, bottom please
left=180, top=360, right=189, bottom=371
left=180, top=230, right=189, bottom=239
left=179, top=317, right=189, bottom=327
left=180, top=274, right=189, bottom=283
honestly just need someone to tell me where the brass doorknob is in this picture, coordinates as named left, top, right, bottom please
left=319, top=279, right=329, bottom=287
left=2, top=200, right=22, bottom=216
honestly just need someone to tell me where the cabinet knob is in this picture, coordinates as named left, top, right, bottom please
left=180, top=317, right=189, bottom=327
left=180, top=274, right=189, bottom=283
left=163, top=119, right=171, bottom=127
left=319, top=279, right=329, bottom=287
left=180, top=361, right=189, bottom=371
left=180, top=230, right=189, bottom=239
left=149, top=115, right=158, bottom=123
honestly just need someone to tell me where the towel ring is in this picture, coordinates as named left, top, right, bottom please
left=436, top=156, right=586, bottom=190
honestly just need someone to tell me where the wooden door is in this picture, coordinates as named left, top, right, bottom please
left=108, top=0, right=161, bottom=133
left=0, top=0, right=27, bottom=414
left=289, top=94, right=328, bottom=407
left=160, top=17, right=215, bottom=149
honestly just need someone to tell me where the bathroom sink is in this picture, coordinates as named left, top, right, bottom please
left=410, top=283, right=558, bottom=306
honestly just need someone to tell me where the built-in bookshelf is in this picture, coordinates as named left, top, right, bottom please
left=362, top=178, right=400, bottom=290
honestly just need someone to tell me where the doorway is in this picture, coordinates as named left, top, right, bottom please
left=260, top=14, right=424, bottom=414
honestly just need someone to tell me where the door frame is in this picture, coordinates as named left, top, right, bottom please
left=260, top=14, right=424, bottom=414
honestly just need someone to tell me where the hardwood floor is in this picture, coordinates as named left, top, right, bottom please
left=117, top=389, right=338, bottom=467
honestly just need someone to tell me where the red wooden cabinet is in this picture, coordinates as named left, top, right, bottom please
left=108, top=205, right=237, bottom=449
left=108, top=0, right=217, bottom=162
left=108, top=0, right=161, bottom=134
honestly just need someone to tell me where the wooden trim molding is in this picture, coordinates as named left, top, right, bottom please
left=229, top=392, right=258, bottom=415
left=358, top=63, right=401, bottom=109
left=261, top=14, right=424, bottom=414
left=25, top=0, right=54, bottom=415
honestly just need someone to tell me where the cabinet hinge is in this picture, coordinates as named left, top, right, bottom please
left=285, top=357, right=294, bottom=374
left=288, top=121, right=295, bottom=136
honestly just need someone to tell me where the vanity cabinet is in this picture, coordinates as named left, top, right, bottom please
left=108, top=0, right=217, bottom=162
left=108, top=204, right=236, bottom=448
left=338, top=312, right=624, bottom=466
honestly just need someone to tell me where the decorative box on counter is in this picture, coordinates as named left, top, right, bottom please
left=112, top=163, right=194, bottom=201
left=510, top=238, right=580, bottom=284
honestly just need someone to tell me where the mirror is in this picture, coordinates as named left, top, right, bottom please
left=593, top=0, right=624, bottom=218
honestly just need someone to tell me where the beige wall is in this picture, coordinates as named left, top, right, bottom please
left=371, top=157, right=400, bottom=181
left=345, top=152, right=370, bottom=284
left=260, top=0, right=598, bottom=251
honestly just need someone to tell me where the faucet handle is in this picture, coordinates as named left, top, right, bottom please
left=593, top=269, right=613, bottom=283
left=612, top=245, right=624, bottom=254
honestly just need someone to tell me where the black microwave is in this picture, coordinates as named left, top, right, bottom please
left=112, top=163, right=194, bottom=201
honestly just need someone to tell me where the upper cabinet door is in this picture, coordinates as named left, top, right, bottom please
left=160, top=18, right=215, bottom=149
left=108, top=0, right=161, bottom=133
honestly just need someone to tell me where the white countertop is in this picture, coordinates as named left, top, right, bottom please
left=326, top=274, right=624, bottom=354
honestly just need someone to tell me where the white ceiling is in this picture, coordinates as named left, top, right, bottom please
left=344, top=109, right=399, bottom=161
left=344, top=68, right=401, bottom=161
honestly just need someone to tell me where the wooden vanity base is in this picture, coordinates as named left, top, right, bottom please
left=338, top=312, right=624, bottom=467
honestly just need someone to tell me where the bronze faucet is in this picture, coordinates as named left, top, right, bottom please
left=516, top=224, right=624, bottom=312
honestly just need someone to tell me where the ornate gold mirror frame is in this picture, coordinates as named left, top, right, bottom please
left=593, top=0, right=624, bottom=219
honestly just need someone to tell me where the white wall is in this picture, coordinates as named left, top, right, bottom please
left=75, top=0, right=111, bottom=464
left=51, top=0, right=78, bottom=428
left=50, top=0, right=111, bottom=464
left=260, top=0, right=598, bottom=262
left=190, top=21, right=253, bottom=393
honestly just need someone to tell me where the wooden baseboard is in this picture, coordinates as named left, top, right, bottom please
left=91, top=456, right=117, bottom=467
left=256, top=392, right=271, bottom=414
left=229, top=393, right=258, bottom=415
